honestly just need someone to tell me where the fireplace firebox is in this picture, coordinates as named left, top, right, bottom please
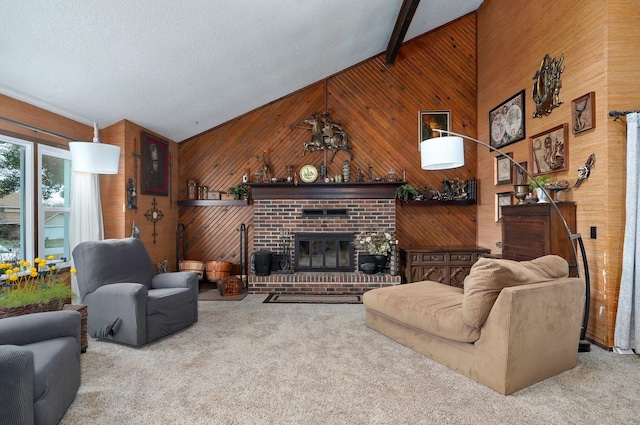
left=294, top=232, right=354, bottom=272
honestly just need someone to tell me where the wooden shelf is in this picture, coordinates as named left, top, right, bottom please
left=177, top=199, right=248, bottom=207
left=400, top=199, right=477, bottom=206
left=246, top=181, right=404, bottom=200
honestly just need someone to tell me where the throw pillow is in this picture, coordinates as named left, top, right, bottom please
left=462, top=255, right=569, bottom=329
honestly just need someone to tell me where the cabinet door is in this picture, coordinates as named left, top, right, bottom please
left=415, top=265, right=447, bottom=283
left=449, top=266, right=471, bottom=288
left=502, top=215, right=550, bottom=260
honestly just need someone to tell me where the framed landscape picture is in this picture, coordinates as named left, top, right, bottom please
left=141, top=132, right=169, bottom=196
left=530, top=123, right=569, bottom=176
left=489, top=90, right=526, bottom=150
left=418, top=110, right=450, bottom=150
left=571, top=92, right=595, bottom=134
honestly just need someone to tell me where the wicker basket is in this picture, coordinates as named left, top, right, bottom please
left=205, top=261, right=232, bottom=281
left=179, top=260, right=205, bottom=280
left=0, top=298, right=64, bottom=319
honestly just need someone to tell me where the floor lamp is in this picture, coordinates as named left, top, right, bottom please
left=422, top=129, right=591, bottom=353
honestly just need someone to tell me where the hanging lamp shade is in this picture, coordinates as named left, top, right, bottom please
left=69, top=123, right=120, bottom=174
left=420, top=136, right=465, bottom=170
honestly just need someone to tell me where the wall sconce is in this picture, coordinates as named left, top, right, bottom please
left=69, top=123, right=120, bottom=174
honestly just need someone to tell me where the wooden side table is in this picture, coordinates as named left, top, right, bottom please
left=63, top=304, right=88, bottom=353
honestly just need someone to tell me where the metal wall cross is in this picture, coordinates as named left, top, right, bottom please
left=144, top=197, right=164, bottom=244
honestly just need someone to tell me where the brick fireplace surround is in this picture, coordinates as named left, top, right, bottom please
left=247, top=183, right=402, bottom=294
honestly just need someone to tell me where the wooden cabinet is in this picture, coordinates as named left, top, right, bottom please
left=404, top=247, right=490, bottom=288
left=501, top=203, right=577, bottom=275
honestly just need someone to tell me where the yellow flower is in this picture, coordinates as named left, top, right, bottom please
left=30, top=271, right=38, bottom=277
left=34, top=257, right=41, bottom=263
left=5, top=269, right=13, bottom=275
left=12, top=267, right=19, bottom=273
left=47, top=255, right=54, bottom=261
left=70, top=268, right=77, bottom=274
left=30, top=267, right=37, bottom=273
left=9, top=274, right=17, bottom=281
left=50, top=266, right=56, bottom=272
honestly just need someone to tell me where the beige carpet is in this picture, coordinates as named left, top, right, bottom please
left=62, top=295, right=640, bottom=424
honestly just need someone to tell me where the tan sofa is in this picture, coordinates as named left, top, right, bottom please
left=362, top=255, right=585, bottom=395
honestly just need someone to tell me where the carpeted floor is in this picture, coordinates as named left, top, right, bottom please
left=61, top=295, right=640, bottom=424
left=263, top=293, right=363, bottom=304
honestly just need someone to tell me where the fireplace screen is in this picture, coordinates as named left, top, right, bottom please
left=294, top=232, right=354, bottom=272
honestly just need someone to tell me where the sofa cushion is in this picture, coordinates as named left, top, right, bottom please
left=363, top=281, right=480, bottom=343
left=462, top=255, right=569, bottom=329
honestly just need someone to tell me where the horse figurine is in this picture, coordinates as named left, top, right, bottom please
left=300, top=110, right=352, bottom=161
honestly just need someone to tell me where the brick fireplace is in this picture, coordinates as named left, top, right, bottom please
left=247, top=182, right=402, bottom=294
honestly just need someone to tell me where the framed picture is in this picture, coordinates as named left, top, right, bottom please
left=495, top=153, right=513, bottom=185
left=418, top=110, right=450, bottom=150
left=571, top=92, right=595, bottom=134
left=141, top=132, right=169, bottom=196
left=530, top=123, right=569, bottom=176
left=514, top=161, right=528, bottom=185
left=489, top=90, right=526, bottom=149
left=496, top=192, right=512, bottom=222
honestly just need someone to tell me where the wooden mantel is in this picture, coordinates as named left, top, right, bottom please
left=247, top=182, right=404, bottom=200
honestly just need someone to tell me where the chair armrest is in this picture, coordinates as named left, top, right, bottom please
left=152, top=272, right=199, bottom=322
left=83, top=283, right=148, bottom=346
left=0, top=310, right=81, bottom=347
left=0, top=345, right=35, bottom=425
left=152, top=271, right=198, bottom=289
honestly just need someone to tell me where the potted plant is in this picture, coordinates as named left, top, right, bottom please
left=226, top=184, right=250, bottom=200
left=395, top=183, right=420, bottom=202
left=0, top=256, right=76, bottom=318
left=528, top=175, right=556, bottom=203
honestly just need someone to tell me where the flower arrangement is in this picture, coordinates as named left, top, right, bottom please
left=0, top=255, right=76, bottom=312
left=355, top=230, right=397, bottom=256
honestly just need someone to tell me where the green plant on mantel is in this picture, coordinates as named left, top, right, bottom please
left=395, top=183, right=420, bottom=202
left=226, top=184, right=250, bottom=200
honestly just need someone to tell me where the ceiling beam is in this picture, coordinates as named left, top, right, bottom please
left=385, top=0, right=421, bottom=66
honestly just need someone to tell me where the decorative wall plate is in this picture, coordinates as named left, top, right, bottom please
left=299, top=165, right=318, bottom=183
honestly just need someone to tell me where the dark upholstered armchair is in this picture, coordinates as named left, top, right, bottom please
left=72, top=238, right=198, bottom=347
left=0, top=309, right=82, bottom=425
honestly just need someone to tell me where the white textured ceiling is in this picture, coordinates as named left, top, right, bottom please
left=0, top=0, right=482, bottom=142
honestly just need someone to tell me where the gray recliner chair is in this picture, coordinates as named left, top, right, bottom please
left=72, top=238, right=198, bottom=347
left=0, top=309, right=82, bottom=425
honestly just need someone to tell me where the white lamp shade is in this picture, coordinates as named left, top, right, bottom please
left=420, top=136, right=465, bottom=170
left=69, top=142, right=121, bottom=174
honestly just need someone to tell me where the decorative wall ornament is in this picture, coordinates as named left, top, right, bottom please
left=530, top=123, right=569, bottom=175
left=532, top=53, right=565, bottom=118
left=299, top=110, right=352, bottom=162
left=418, top=110, right=451, bottom=149
left=572, top=92, right=596, bottom=134
left=144, top=197, right=164, bottom=244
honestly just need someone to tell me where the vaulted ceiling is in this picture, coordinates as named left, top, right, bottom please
left=0, top=0, right=482, bottom=142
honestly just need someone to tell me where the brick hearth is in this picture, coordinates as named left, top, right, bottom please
left=247, top=182, right=403, bottom=295
left=248, top=272, right=401, bottom=295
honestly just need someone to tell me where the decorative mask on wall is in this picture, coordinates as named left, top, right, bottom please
left=532, top=53, right=565, bottom=118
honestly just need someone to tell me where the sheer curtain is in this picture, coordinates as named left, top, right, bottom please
left=69, top=172, right=104, bottom=302
left=615, top=112, right=640, bottom=353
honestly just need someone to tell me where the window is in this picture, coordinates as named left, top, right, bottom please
left=38, top=145, right=71, bottom=262
left=0, top=135, right=34, bottom=262
left=0, top=134, right=71, bottom=264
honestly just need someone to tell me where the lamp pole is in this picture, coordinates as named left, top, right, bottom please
left=432, top=129, right=591, bottom=352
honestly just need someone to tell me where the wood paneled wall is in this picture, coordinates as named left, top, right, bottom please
left=477, top=0, right=640, bottom=347
left=178, top=14, right=478, bottom=268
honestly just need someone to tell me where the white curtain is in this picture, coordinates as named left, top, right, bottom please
left=615, top=112, right=640, bottom=353
left=69, top=172, right=104, bottom=302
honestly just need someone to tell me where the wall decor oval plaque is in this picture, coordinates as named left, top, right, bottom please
left=532, top=53, right=565, bottom=118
